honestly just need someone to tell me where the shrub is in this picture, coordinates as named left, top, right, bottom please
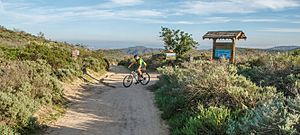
left=155, top=86, right=187, bottom=119
left=0, top=60, right=64, bottom=133
left=238, top=53, right=300, bottom=97
left=18, top=42, right=74, bottom=70
left=55, top=68, right=76, bottom=80
left=0, top=125, right=19, bottom=135
left=83, top=56, right=106, bottom=72
left=158, top=61, right=277, bottom=110
left=179, top=105, right=231, bottom=135
left=0, top=46, right=21, bottom=60
left=227, top=95, right=300, bottom=135
left=292, top=49, right=300, bottom=56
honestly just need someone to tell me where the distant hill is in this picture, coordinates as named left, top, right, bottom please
left=267, top=46, right=300, bottom=51
left=98, top=46, right=163, bottom=61
left=119, top=46, right=163, bottom=55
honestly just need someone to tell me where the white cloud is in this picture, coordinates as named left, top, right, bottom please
left=180, top=0, right=299, bottom=15
left=181, top=1, right=253, bottom=15
left=249, top=0, right=299, bottom=10
left=111, top=0, right=142, bottom=5
left=131, top=17, right=233, bottom=25
left=260, top=28, right=300, bottom=33
left=201, top=17, right=232, bottom=24
left=117, top=10, right=163, bottom=17
left=241, top=19, right=280, bottom=22
left=175, top=21, right=195, bottom=25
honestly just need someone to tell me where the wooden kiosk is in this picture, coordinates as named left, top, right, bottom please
left=203, top=31, right=247, bottom=63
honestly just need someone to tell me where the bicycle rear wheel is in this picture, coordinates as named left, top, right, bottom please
left=123, top=75, right=133, bottom=88
left=140, top=72, right=150, bottom=85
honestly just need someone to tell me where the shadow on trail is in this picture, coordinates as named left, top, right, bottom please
left=44, top=73, right=123, bottom=135
left=82, top=71, right=116, bottom=88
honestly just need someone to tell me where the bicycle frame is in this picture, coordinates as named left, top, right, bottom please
left=130, top=71, right=140, bottom=82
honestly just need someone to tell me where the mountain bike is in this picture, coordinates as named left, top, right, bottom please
left=123, top=69, right=150, bottom=88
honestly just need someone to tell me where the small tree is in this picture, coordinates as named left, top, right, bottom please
left=160, top=27, right=198, bottom=59
left=37, top=32, right=45, bottom=38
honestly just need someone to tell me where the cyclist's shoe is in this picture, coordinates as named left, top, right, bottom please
left=135, top=79, right=143, bottom=84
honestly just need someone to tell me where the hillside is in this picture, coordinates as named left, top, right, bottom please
left=0, top=26, right=108, bottom=134
left=267, top=46, right=300, bottom=51
left=98, top=49, right=128, bottom=61
left=98, top=46, right=163, bottom=62
left=0, top=26, right=47, bottom=46
left=118, top=46, right=163, bottom=55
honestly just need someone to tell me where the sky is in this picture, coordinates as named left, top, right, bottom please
left=0, top=0, right=300, bottom=49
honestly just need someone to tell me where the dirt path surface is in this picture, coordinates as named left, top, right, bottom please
left=44, top=66, right=169, bottom=135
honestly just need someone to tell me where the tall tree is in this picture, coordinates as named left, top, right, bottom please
left=160, top=27, right=198, bottom=58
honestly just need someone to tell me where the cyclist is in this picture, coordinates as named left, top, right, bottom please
left=128, top=55, right=147, bottom=83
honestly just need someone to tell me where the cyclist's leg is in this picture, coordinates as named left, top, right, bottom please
left=137, top=67, right=143, bottom=81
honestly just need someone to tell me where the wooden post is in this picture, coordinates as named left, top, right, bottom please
left=212, top=39, right=216, bottom=61
left=231, top=38, right=236, bottom=63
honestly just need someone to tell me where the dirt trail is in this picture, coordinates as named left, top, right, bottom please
left=44, top=66, right=169, bottom=135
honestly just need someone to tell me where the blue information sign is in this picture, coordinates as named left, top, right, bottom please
left=215, top=49, right=231, bottom=59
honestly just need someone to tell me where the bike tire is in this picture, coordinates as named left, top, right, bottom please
left=123, top=75, right=133, bottom=88
left=140, top=72, right=150, bottom=85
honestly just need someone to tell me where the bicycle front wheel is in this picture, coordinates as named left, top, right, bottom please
left=140, top=72, right=150, bottom=85
left=123, top=75, right=133, bottom=88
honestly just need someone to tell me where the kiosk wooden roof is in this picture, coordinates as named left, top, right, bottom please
left=203, top=31, right=247, bottom=40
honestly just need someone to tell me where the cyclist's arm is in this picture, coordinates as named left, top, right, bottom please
left=128, top=62, right=134, bottom=68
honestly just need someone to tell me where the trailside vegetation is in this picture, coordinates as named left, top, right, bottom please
left=0, top=26, right=108, bottom=134
left=154, top=49, right=300, bottom=135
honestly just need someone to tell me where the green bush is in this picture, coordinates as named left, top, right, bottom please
left=227, top=95, right=300, bottom=135
left=0, top=125, right=19, bottom=135
left=292, top=49, right=300, bottom=56
left=0, top=60, right=63, bottom=134
left=238, top=53, right=300, bottom=97
left=83, top=56, right=106, bottom=72
left=158, top=61, right=277, bottom=110
left=0, top=46, right=21, bottom=60
left=155, top=86, right=187, bottom=119
left=179, top=105, right=231, bottom=135
left=18, top=42, right=74, bottom=70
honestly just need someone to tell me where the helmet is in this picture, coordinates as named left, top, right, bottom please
left=134, top=54, right=139, bottom=59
